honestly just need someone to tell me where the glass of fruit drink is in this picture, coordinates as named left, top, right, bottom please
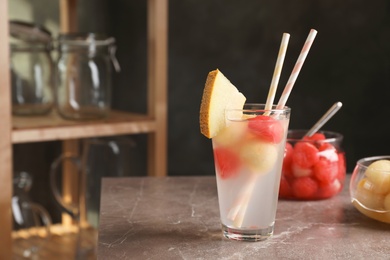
left=350, top=156, right=390, bottom=224
left=279, top=130, right=346, bottom=200
left=212, top=103, right=290, bottom=241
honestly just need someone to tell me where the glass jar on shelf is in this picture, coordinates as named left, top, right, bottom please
left=55, top=33, right=120, bottom=120
left=9, top=20, right=55, bottom=116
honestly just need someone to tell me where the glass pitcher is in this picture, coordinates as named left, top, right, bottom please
left=50, top=137, right=135, bottom=258
left=12, top=171, right=52, bottom=259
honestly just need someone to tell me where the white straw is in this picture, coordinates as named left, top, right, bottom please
left=305, top=102, right=343, bottom=137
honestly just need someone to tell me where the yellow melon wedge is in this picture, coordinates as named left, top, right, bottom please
left=199, top=69, right=246, bottom=138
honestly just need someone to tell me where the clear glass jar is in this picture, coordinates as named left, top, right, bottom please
left=10, top=21, right=54, bottom=116
left=350, top=156, right=390, bottom=224
left=55, top=33, right=120, bottom=120
left=279, top=130, right=346, bottom=200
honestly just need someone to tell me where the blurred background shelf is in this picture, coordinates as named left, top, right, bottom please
left=0, top=0, right=168, bottom=258
left=12, top=110, right=157, bottom=143
left=13, top=224, right=97, bottom=260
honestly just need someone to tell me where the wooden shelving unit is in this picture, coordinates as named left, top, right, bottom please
left=0, top=0, right=168, bottom=258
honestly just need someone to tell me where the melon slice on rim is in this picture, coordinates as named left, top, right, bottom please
left=199, top=69, right=246, bottom=138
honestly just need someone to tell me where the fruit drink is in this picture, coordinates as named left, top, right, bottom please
left=350, top=156, right=390, bottom=224
left=201, top=29, right=317, bottom=240
left=279, top=130, right=346, bottom=200
left=212, top=104, right=290, bottom=240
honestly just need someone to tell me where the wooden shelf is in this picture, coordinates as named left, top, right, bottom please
left=12, top=110, right=156, bottom=143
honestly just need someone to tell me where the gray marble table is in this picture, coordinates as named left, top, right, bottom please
left=98, top=175, right=390, bottom=259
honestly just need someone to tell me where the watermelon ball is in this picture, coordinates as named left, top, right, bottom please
left=292, top=177, right=319, bottom=199
left=292, top=142, right=320, bottom=168
left=248, top=115, right=284, bottom=144
left=317, top=142, right=336, bottom=153
left=303, top=133, right=326, bottom=141
left=318, top=143, right=339, bottom=162
left=337, top=153, right=346, bottom=182
left=282, top=142, right=294, bottom=178
left=318, top=179, right=341, bottom=199
left=213, top=147, right=241, bottom=179
left=313, top=157, right=338, bottom=185
left=279, top=175, right=292, bottom=198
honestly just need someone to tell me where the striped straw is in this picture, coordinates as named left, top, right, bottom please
left=265, top=33, right=290, bottom=111
left=276, top=29, right=318, bottom=109
left=228, top=34, right=291, bottom=227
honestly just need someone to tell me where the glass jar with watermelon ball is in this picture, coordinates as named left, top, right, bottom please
left=278, top=130, right=346, bottom=200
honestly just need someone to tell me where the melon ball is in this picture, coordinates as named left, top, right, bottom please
left=385, top=193, right=390, bottom=221
left=213, top=121, right=248, bottom=147
left=355, top=178, right=385, bottom=210
left=292, top=163, right=312, bottom=178
left=384, top=193, right=390, bottom=211
left=240, top=139, right=277, bottom=174
left=365, top=160, right=390, bottom=195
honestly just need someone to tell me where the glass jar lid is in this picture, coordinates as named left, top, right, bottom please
left=58, top=33, right=115, bottom=46
left=58, top=33, right=121, bottom=72
left=10, top=20, right=52, bottom=44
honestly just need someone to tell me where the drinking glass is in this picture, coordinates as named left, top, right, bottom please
left=212, top=104, right=290, bottom=241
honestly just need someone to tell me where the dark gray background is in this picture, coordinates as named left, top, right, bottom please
left=91, top=0, right=390, bottom=175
